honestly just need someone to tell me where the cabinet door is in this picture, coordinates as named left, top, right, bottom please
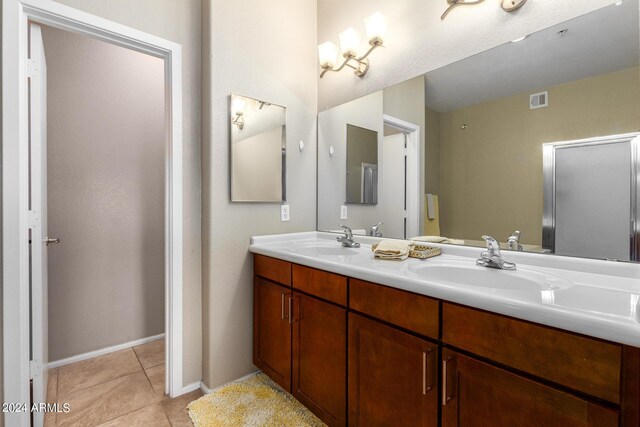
left=253, top=277, right=292, bottom=392
left=292, top=292, right=347, bottom=426
left=441, top=349, right=619, bottom=427
left=348, top=313, right=438, bottom=427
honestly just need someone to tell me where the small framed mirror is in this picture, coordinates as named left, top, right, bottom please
left=346, top=124, right=379, bottom=205
left=229, top=93, right=286, bottom=202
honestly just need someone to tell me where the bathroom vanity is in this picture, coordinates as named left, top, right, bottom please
left=250, top=232, right=640, bottom=427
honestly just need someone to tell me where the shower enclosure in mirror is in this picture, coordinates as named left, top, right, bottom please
left=230, top=93, right=286, bottom=202
left=317, top=0, right=640, bottom=262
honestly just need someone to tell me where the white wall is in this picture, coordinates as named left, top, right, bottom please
left=317, top=0, right=613, bottom=109
left=51, top=0, right=202, bottom=386
left=318, top=91, right=383, bottom=231
left=42, top=26, right=166, bottom=361
left=201, top=0, right=318, bottom=389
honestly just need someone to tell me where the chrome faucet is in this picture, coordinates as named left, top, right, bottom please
left=476, top=235, right=516, bottom=270
left=507, top=230, right=523, bottom=251
left=337, top=225, right=361, bottom=248
left=369, top=222, right=383, bottom=237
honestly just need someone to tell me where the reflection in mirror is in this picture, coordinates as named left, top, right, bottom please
left=230, top=94, right=286, bottom=202
left=346, top=124, right=379, bottom=205
left=317, top=1, right=640, bottom=261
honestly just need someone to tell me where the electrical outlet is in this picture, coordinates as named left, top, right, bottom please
left=281, top=204, right=290, bottom=222
left=340, top=205, right=348, bottom=220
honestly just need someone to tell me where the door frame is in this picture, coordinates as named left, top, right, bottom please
left=383, top=114, right=421, bottom=238
left=3, top=1, right=184, bottom=424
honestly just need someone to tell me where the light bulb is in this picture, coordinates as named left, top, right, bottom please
left=318, top=41, right=338, bottom=68
left=365, top=12, right=388, bottom=45
left=339, top=27, right=361, bottom=57
left=231, top=97, right=245, bottom=116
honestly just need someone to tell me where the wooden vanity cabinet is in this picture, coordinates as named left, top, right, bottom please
left=253, top=254, right=293, bottom=391
left=441, top=348, right=619, bottom=427
left=292, top=292, right=347, bottom=426
left=291, top=264, right=348, bottom=426
left=253, top=255, right=640, bottom=427
left=253, top=276, right=292, bottom=392
left=348, top=313, right=438, bottom=427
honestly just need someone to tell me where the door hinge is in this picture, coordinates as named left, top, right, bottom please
left=403, top=147, right=408, bottom=156
left=26, top=58, right=38, bottom=79
left=30, top=360, right=41, bottom=380
left=403, top=210, right=408, bottom=218
left=28, top=210, right=40, bottom=230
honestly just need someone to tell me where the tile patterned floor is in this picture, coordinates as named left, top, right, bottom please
left=45, top=339, right=203, bottom=427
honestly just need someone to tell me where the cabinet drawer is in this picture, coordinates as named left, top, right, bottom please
left=443, top=303, right=622, bottom=403
left=441, top=349, right=619, bottom=427
left=254, top=254, right=291, bottom=286
left=292, top=265, right=347, bottom=306
left=349, top=279, right=439, bottom=339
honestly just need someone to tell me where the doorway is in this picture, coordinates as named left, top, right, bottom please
left=3, top=1, right=184, bottom=426
left=382, top=115, right=421, bottom=239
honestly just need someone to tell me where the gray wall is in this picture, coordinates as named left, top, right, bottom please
left=201, top=0, right=318, bottom=389
left=50, top=0, right=202, bottom=386
left=42, top=26, right=165, bottom=361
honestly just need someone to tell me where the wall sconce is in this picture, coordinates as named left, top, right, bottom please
left=441, top=0, right=526, bottom=20
left=231, top=97, right=245, bottom=130
left=318, top=12, right=388, bottom=79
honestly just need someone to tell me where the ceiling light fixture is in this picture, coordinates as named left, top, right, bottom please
left=510, top=35, right=528, bottom=43
left=318, top=12, right=388, bottom=79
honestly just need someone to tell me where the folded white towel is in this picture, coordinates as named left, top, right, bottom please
left=412, top=236, right=465, bottom=245
left=373, top=239, right=415, bottom=261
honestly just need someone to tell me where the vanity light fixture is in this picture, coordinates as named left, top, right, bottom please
left=441, top=0, right=527, bottom=20
left=318, top=12, right=388, bottom=78
left=231, top=97, right=245, bottom=130
left=614, top=0, right=623, bottom=5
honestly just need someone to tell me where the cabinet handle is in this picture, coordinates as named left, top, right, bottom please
left=281, top=293, right=286, bottom=320
left=423, top=349, right=433, bottom=394
left=442, top=357, right=453, bottom=406
left=288, top=295, right=294, bottom=324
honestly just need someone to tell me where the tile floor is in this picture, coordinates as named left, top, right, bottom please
left=44, top=339, right=203, bottom=427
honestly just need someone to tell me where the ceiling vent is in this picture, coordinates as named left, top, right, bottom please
left=530, top=91, right=548, bottom=109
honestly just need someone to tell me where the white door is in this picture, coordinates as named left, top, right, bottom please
left=29, top=22, right=49, bottom=426
left=382, top=133, right=407, bottom=238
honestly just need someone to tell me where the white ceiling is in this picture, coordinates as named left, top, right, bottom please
left=425, top=0, right=640, bottom=113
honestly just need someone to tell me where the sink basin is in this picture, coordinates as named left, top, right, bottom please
left=293, top=246, right=360, bottom=259
left=409, top=260, right=573, bottom=292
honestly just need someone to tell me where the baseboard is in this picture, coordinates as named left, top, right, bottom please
left=48, top=333, right=165, bottom=369
left=200, top=370, right=261, bottom=395
left=183, top=381, right=202, bottom=394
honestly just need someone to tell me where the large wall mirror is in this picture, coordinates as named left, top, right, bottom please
left=317, top=0, right=640, bottom=262
left=230, top=94, right=286, bottom=202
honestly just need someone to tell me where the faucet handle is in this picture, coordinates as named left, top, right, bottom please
left=508, top=230, right=521, bottom=240
left=481, top=235, right=501, bottom=255
left=339, top=224, right=353, bottom=239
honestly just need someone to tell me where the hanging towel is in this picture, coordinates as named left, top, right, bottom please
left=424, top=195, right=441, bottom=236
left=372, top=239, right=415, bottom=261
left=412, top=235, right=465, bottom=245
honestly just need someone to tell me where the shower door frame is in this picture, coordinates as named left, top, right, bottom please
left=542, top=132, right=640, bottom=261
left=3, top=0, right=185, bottom=425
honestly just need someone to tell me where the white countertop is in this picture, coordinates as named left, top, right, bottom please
left=249, top=232, right=640, bottom=347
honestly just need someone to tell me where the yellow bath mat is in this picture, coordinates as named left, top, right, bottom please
left=188, top=372, right=326, bottom=427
